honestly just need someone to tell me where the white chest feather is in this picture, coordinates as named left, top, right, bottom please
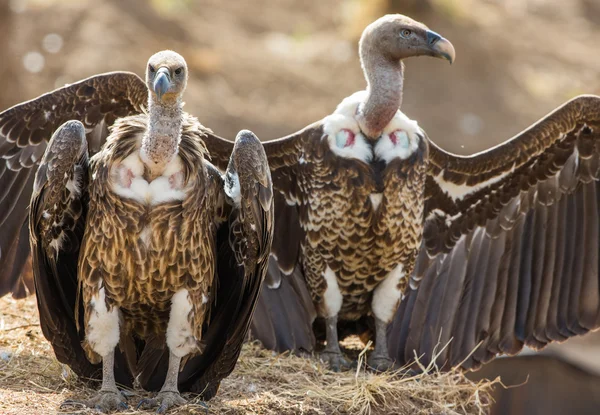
left=322, top=91, right=421, bottom=164
left=110, top=152, right=188, bottom=205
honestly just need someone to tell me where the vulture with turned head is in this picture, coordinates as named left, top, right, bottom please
left=200, top=14, right=456, bottom=370
left=199, top=14, right=600, bottom=372
left=4, top=50, right=273, bottom=412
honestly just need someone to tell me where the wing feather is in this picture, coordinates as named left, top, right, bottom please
left=202, top=124, right=320, bottom=353
left=390, top=95, right=600, bottom=370
left=175, top=130, right=274, bottom=399
left=29, top=120, right=134, bottom=386
left=0, top=72, right=147, bottom=298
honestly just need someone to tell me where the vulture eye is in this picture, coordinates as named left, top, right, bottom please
left=400, top=29, right=412, bottom=38
left=175, top=68, right=182, bottom=75
left=149, top=65, right=156, bottom=73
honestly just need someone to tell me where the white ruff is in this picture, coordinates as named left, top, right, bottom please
left=166, top=289, right=197, bottom=358
left=86, top=283, right=120, bottom=357
left=110, top=152, right=188, bottom=205
left=323, top=90, right=422, bottom=164
left=372, top=264, right=405, bottom=323
left=323, top=114, right=372, bottom=163
left=323, top=266, right=343, bottom=317
left=375, top=111, right=421, bottom=163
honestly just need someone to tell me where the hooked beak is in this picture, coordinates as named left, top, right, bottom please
left=153, top=67, right=171, bottom=100
left=426, top=30, right=456, bottom=64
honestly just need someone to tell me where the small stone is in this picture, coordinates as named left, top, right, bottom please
left=0, top=351, right=13, bottom=362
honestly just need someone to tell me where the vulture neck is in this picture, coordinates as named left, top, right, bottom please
left=141, top=97, right=183, bottom=175
left=358, top=56, right=404, bottom=140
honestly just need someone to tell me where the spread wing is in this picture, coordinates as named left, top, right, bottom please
left=202, top=124, right=319, bottom=353
left=29, top=120, right=133, bottom=386
left=389, top=95, right=600, bottom=370
left=176, top=130, right=274, bottom=399
left=0, top=72, right=147, bottom=298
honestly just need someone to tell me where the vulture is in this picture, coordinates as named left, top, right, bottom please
left=197, top=14, right=456, bottom=371
left=11, top=50, right=273, bottom=412
left=198, top=14, right=600, bottom=373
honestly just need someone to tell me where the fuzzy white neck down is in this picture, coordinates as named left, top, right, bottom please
left=140, top=98, right=183, bottom=171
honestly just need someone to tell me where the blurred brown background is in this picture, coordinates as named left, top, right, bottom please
left=1, top=0, right=600, bottom=153
left=1, top=0, right=600, bottom=413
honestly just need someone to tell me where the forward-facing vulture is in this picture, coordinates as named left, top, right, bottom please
left=5, top=50, right=273, bottom=412
left=197, top=14, right=600, bottom=372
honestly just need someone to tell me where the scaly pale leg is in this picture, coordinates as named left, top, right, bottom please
left=319, top=315, right=353, bottom=371
left=61, top=350, right=128, bottom=413
left=367, top=317, right=395, bottom=371
left=368, top=264, right=405, bottom=371
left=137, top=351, right=187, bottom=414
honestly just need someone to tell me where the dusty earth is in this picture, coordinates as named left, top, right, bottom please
left=0, top=295, right=494, bottom=415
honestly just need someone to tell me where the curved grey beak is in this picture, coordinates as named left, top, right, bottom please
left=153, top=67, right=171, bottom=100
left=426, top=30, right=456, bottom=64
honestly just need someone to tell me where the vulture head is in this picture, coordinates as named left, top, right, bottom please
left=357, top=14, right=455, bottom=139
left=360, top=14, right=455, bottom=64
left=146, top=50, right=188, bottom=104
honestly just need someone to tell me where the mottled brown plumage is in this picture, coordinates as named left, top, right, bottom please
left=22, top=51, right=273, bottom=413
left=78, top=114, right=217, bottom=363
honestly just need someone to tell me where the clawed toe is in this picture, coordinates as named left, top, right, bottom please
left=61, top=389, right=128, bottom=413
left=137, top=391, right=187, bottom=414
left=319, top=350, right=354, bottom=372
left=60, top=399, right=86, bottom=410
left=367, top=354, right=396, bottom=372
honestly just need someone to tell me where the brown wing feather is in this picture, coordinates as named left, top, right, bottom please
left=0, top=71, right=147, bottom=298
left=248, top=125, right=322, bottom=353
left=202, top=124, right=320, bottom=353
left=389, top=95, right=600, bottom=370
left=29, top=120, right=135, bottom=386
left=176, top=131, right=274, bottom=398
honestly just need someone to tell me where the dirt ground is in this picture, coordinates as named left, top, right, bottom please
left=0, top=296, right=494, bottom=415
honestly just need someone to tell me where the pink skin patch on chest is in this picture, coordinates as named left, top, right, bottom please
left=338, top=128, right=356, bottom=147
left=388, top=129, right=409, bottom=147
left=116, top=165, right=184, bottom=190
left=168, top=171, right=185, bottom=189
left=118, top=165, right=135, bottom=188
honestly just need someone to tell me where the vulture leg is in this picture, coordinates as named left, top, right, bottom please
left=88, top=351, right=127, bottom=411
left=368, top=265, right=404, bottom=370
left=62, top=350, right=127, bottom=412
left=368, top=317, right=394, bottom=370
left=137, top=352, right=187, bottom=414
left=77, top=286, right=126, bottom=412
left=319, top=315, right=353, bottom=371
left=138, top=289, right=196, bottom=412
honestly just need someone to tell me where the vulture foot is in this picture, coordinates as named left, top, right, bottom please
left=137, top=391, right=187, bottom=414
left=61, top=390, right=128, bottom=413
left=319, top=350, right=354, bottom=372
left=367, top=353, right=395, bottom=372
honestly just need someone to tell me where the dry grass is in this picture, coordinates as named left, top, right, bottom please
left=0, top=296, right=496, bottom=415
